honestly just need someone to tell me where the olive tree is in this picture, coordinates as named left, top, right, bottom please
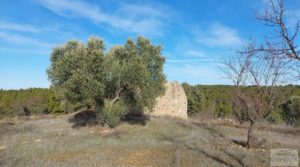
left=47, top=36, right=166, bottom=127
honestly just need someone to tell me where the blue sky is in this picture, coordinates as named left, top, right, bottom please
left=1, top=0, right=300, bottom=89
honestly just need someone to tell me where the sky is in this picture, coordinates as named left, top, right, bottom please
left=0, top=0, right=300, bottom=89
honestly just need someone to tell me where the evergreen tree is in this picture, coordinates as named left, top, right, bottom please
left=47, top=36, right=166, bottom=127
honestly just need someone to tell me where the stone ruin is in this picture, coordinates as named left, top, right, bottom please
left=149, top=81, right=188, bottom=119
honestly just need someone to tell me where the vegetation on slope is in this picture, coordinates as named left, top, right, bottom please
left=182, top=83, right=300, bottom=127
left=1, top=84, right=299, bottom=127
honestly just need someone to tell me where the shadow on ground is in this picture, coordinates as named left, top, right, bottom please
left=232, top=139, right=247, bottom=148
left=68, top=110, right=97, bottom=128
left=121, top=112, right=149, bottom=126
left=160, top=122, right=248, bottom=167
left=68, top=110, right=150, bottom=128
left=193, top=122, right=249, bottom=148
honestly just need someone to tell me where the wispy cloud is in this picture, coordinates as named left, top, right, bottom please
left=37, top=0, right=174, bottom=36
left=0, top=47, right=50, bottom=55
left=194, top=22, right=243, bottom=47
left=0, top=20, right=40, bottom=32
left=185, top=50, right=206, bottom=57
left=165, top=63, right=228, bottom=85
left=261, top=0, right=300, bottom=27
left=166, top=58, right=215, bottom=64
left=0, top=31, right=52, bottom=48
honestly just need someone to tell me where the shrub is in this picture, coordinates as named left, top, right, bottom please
left=283, top=96, right=300, bottom=127
left=97, top=100, right=127, bottom=127
left=266, top=111, right=283, bottom=124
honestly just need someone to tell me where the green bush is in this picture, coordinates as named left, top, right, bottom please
left=182, top=83, right=300, bottom=124
left=266, top=111, right=283, bottom=124
left=182, top=83, right=232, bottom=117
left=283, top=96, right=300, bottom=127
left=0, top=88, right=84, bottom=117
left=215, top=102, right=231, bottom=118
left=0, top=88, right=50, bottom=117
left=97, top=100, right=127, bottom=127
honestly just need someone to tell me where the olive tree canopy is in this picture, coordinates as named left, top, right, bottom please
left=47, top=36, right=166, bottom=126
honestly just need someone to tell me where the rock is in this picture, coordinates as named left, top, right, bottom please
left=149, top=81, right=188, bottom=119
left=0, top=145, right=6, bottom=150
left=34, top=139, right=42, bottom=142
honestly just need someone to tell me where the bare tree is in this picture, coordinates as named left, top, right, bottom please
left=254, top=0, right=300, bottom=78
left=223, top=42, right=286, bottom=148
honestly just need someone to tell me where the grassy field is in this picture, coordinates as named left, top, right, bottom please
left=0, top=112, right=299, bottom=167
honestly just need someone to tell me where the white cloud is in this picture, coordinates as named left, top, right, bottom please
left=165, top=63, right=228, bottom=85
left=0, top=47, right=50, bottom=55
left=186, top=50, right=206, bottom=57
left=261, top=0, right=300, bottom=27
left=0, top=31, right=52, bottom=48
left=166, top=58, right=215, bottom=64
left=194, top=22, right=243, bottom=47
left=0, top=20, right=40, bottom=32
left=37, top=0, right=173, bottom=36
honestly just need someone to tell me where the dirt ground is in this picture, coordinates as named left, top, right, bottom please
left=0, top=112, right=299, bottom=167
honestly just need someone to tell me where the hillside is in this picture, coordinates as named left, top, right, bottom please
left=0, top=112, right=299, bottom=167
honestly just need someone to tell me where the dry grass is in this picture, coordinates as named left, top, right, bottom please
left=0, top=112, right=299, bottom=167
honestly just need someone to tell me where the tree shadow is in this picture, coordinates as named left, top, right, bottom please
left=121, top=112, right=149, bottom=126
left=232, top=139, right=247, bottom=148
left=193, top=122, right=249, bottom=149
left=161, top=132, right=247, bottom=167
left=68, top=110, right=150, bottom=128
left=68, top=110, right=97, bottom=128
left=193, top=122, right=226, bottom=138
left=171, top=121, right=249, bottom=166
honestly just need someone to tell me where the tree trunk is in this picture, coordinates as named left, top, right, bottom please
left=247, top=120, right=257, bottom=148
left=110, top=88, right=123, bottom=104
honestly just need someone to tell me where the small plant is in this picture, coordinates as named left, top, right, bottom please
left=283, top=96, right=300, bottom=127
left=97, top=100, right=127, bottom=127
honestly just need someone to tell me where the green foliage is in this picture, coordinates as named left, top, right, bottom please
left=266, top=111, right=284, bottom=124
left=216, top=102, right=231, bottom=118
left=182, top=83, right=204, bottom=115
left=283, top=96, right=300, bottom=127
left=47, top=36, right=166, bottom=126
left=47, top=88, right=63, bottom=114
left=0, top=88, right=53, bottom=118
left=182, top=83, right=232, bottom=117
left=0, top=88, right=85, bottom=118
left=97, top=100, right=127, bottom=127
left=183, top=83, right=300, bottom=125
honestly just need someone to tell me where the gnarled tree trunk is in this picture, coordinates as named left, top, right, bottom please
left=247, top=120, right=257, bottom=148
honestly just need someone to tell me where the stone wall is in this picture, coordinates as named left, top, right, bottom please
left=149, top=81, right=187, bottom=119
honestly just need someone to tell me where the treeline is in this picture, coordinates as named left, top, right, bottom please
left=1, top=85, right=300, bottom=126
left=182, top=83, right=300, bottom=126
left=0, top=88, right=84, bottom=118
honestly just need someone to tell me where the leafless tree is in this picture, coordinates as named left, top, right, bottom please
left=223, top=42, right=286, bottom=148
left=222, top=0, right=299, bottom=148
left=254, top=0, right=300, bottom=78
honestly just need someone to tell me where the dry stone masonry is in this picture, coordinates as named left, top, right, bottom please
left=150, top=81, right=188, bottom=119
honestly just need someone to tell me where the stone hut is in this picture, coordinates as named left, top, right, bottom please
left=150, top=81, right=188, bottom=119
